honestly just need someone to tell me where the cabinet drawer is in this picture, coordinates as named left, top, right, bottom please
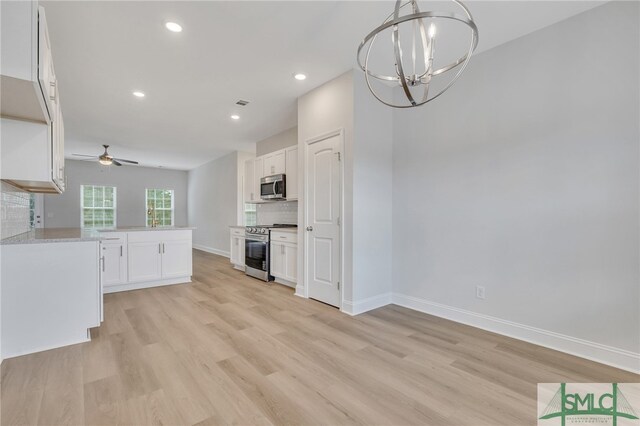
left=271, top=231, right=297, bottom=244
left=127, top=230, right=192, bottom=243
left=230, top=227, right=245, bottom=237
left=99, top=232, right=126, bottom=245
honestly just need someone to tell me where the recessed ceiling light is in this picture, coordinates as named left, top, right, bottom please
left=294, top=73, right=307, bottom=81
left=165, top=22, right=182, bottom=33
left=132, top=91, right=145, bottom=98
left=231, top=114, right=240, bottom=120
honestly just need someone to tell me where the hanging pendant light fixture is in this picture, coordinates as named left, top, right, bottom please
left=357, top=0, right=478, bottom=108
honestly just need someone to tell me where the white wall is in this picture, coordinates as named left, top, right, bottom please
left=44, top=160, right=188, bottom=227
left=298, top=71, right=355, bottom=302
left=352, top=71, right=393, bottom=305
left=391, top=1, right=639, bottom=368
left=297, top=70, right=394, bottom=312
left=256, top=127, right=297, bottom=157
left=188, top=151, right=240, bottom=256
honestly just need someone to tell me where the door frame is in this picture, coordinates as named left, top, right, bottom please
left=302, top=128, right=344, bottom=310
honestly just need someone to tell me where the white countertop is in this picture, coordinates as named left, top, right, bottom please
left=1, top=226, right=196, bottom=245
left=0, top=228, right=109, bottom=245
left=99, top=226, right=195, bottom=233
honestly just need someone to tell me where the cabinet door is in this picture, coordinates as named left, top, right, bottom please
left=128, top=241, right=162, bottom=282
left=161, top=239, right=193, bottom=278
left=230, top=235, right=240, bottom=264
left=244, top=159, right=255, bottom=202
left=264, top=151, right=285, bottom=176
left=285, top=147, right=297, bottom=199
left=52, top=102, right=64, bottom=191
left=254, top=156, right=264, bottom=180
left=284, top=244, right=297, bottom=282
left=101, top=243, right=126, bottom=286
left=270, top=242, right=285, bottom=279
left=37, top=6, right=56, bottom=122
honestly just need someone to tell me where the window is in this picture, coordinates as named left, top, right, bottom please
left=81, top=185, right=116, bottom=228
left=245, top=203, right=257, bottom=226
left=146, top=189, right=174, bottom=227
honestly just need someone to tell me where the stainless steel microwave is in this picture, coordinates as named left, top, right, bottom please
left=260, top=174, right=286, bottom=200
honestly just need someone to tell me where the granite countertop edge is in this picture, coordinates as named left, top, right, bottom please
left=1, top=226, right=196, bottom=245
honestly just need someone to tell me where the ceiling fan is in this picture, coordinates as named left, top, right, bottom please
left=72, top=145, right=139, bottom=166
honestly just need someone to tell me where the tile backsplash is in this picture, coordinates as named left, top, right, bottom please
left=256, top=201, right=298, bottom=225
left=1, top=181, right=31, bottom=239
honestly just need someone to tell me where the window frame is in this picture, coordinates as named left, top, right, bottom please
left=145, top=188, right=175, bottom=227
left=80, top=184, right=117, bottom=229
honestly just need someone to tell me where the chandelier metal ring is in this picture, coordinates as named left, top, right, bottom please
left=357, top=0, right=479, bottom=108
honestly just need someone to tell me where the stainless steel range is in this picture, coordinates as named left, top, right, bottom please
left=245, top=224, right=297, bottom=281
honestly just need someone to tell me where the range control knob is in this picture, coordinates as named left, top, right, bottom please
left=261, top=229, right=266, bottom=234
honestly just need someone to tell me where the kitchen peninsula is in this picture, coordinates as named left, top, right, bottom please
left=0, top=226, right=193, bottom=359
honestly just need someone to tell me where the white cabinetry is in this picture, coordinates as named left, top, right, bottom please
left=1, top=241, right=101, bottom=359
left=101, top=233, right=127, bottom=287
left=244, top=159, right=256, bottom=202
left=243, top=146, right=299, bottom=203
left=100, top=229, right=193, bottom=293
left=285, top=146, right=298, bottom=200
left=263, top=150, right=286, bottom=176
left=0, top=3, right=65, bottom=193
left=230, top=227, right=245, bottom=270
left=270, top=230, right=297, bottom=285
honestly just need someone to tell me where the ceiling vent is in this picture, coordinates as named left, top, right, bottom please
left=235, top=100, right=250, bottom=106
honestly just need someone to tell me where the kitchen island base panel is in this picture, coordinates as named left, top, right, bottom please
left=103, top=276, right=192, bottom=294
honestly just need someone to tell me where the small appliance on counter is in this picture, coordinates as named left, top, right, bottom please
left=260, top=174, right=286, bottom=200
left=245, top=224, right=296, bottom=281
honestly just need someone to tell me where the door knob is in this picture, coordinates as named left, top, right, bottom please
left=306, top=226, right=313, bottom=231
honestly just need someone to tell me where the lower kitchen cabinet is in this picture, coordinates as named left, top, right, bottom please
left=100, top=229, right=193, bottom=293
left=101, top=233, right=127, bottom=287
left=230, top=227, right=245, bottom=270
left=270, top=230, right=297, bottom=284
left=1, top=240, right=102, bottom=359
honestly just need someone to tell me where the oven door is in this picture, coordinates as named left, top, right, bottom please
left=245, top=236, right=268, bottom=271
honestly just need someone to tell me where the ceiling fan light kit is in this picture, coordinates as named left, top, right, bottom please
left=357, top=0, right=479, bottom=108
left=72, top=145, right=139, bottom=167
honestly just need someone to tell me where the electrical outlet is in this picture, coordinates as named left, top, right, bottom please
left=476, top=285, right=486, bottom=300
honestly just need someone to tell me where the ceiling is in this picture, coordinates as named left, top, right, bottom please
left=42, top=1, right=605, bottom=170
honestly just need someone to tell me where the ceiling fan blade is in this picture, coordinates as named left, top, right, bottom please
left=113, top=158, right=139, bottom=164
left=72, top=154, right=98, bottom=158
left=112, top=159, right=123, bottom=166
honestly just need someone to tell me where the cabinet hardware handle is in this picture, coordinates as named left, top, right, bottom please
left=162, top=243, right=165, bottom=254
left=158, top=243, right=161, bottom=254
left=101, top=256, right=105, bottom=272
left=120, top=245, right=123, bottom=257
left=279, top=236, right=286, bottom=239
left=306, top=226, right=313, bottom=231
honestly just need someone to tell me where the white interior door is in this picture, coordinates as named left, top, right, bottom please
left=305, top=133, right=341, bottom=307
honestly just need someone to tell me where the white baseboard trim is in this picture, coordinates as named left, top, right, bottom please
left=343, top=292, right=393, bottom=316
left=2, top=332, right=90, bottom=361
left=294, top=285, right=306, bottom=298
left=274, top=277, right=296, bottom=289
left=193, top=244, right=230, bottom=258
left=392, top=293, right=640, bottom=374
left=104, top=277, right=192, bottom=294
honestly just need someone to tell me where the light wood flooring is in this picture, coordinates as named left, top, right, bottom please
left=2, top=249, right=638, bottom=425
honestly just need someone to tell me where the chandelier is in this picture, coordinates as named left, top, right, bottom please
left=357, top=0, right=479, bottom=108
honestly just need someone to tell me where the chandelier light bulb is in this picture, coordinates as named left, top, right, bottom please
left=428, top=23, right=437, bottom=38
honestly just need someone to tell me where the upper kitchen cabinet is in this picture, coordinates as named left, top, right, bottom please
left=0, top=2, right=66, bottom=193
left=1, top=3, right=56, bottom=123
left=285, top=146, right=298, bottom=200
left=263, top=150, right=285, bottom=176
left=244, top=159, right=257, bottom=202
